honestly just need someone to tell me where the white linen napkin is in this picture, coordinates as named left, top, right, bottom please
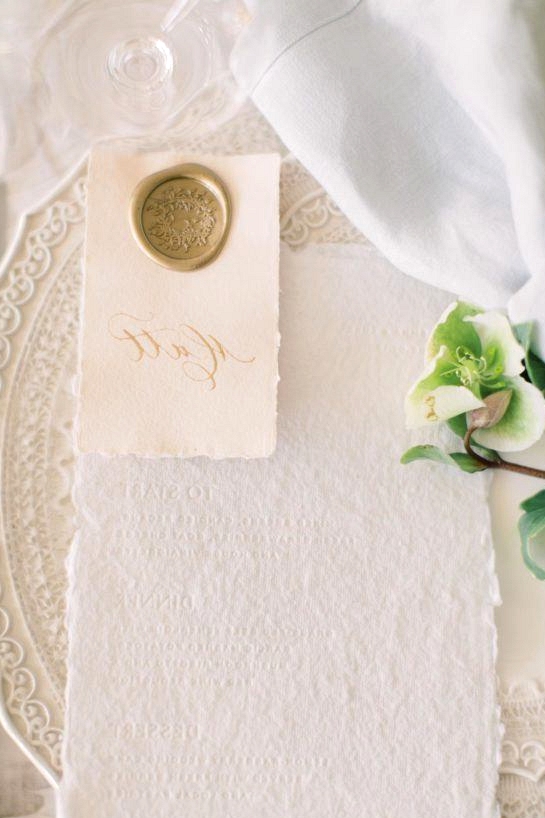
left=231, top=0, right=545, bottom=355
left=59, top=244, right=499, bottom=818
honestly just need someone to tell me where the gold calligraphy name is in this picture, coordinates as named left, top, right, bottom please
left=108, top=312, right=255, bottom=390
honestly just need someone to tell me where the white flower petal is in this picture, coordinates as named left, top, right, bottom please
left=473, top=377, right=545, bottom=452
left=406, top=384, right=484, bottom=428
left=465, top=311, right=525, bottom=377
left=426, top=301, right=480, bottom=361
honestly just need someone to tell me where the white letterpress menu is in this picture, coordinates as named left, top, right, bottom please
left=60, top=242, right=500, bottom=818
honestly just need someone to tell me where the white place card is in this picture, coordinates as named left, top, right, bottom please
left=78, top=148, right=280, bottom=458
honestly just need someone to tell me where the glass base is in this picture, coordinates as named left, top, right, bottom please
left=35, top=0, right=224, bottom=138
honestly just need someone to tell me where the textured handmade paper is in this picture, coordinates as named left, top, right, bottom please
left=61, top=244, right=500, bottom=818
left=78, top=148, right=280, bottom=458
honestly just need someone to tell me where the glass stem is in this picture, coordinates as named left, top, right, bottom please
left=161, top=0, right=200, bottom=32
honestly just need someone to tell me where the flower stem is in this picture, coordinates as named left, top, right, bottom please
left=464, top=427, right=545, bottom=479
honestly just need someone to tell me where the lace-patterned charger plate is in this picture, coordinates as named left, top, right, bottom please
left=0, top=97, right=363, bottom=787
left=0, top=94, right=538, bottom=818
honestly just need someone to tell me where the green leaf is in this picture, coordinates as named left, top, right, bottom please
left=519, top=507, right=545, bottom=580
left=447, top=413, right=467, bottom=439
left=513, top=322, right=545, bottom=392
left=449, top=452, right=487, bottom=472
left=472, top=443, right=501, bottom=462
left=447, top=413, right=500, bottom=461
left=514, top=322, right=532, bottom=351
left=520, top=489, right=545, bottom=513
left=401, top=445, right=455, bottom=466
left=527, top=350, right=545, bottom=392
left=518, top=489, right=545, bottom=579
left=400, top=445, right=486, bottom=472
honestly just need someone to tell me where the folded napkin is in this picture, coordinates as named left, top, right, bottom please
left=231, top=0, right=545, bottom=354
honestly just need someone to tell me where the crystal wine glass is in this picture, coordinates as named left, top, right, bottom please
left=34, top=0, right=244, bottom=141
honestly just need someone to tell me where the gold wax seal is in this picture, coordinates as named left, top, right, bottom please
left=129, top=163, right=231, bottom=271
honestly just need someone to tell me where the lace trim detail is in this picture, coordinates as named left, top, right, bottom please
left=0, top=178, right=86, bottom=393
left=3, top=248, right=82, bottom=700
left=497, top=680, right=545, bottom=817
left=498, top=785, right=545, bottom=818
left=0, top=581, right=62, bottom=771
left=0, top=174, right=86, bottom=773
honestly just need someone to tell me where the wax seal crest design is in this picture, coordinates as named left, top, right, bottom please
left=130, top=163, right=231, bottom=271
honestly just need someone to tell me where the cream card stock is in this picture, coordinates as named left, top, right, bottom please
left=78, top=148, right=280, bottom=458
left=61, top=244, right=500, bottom=818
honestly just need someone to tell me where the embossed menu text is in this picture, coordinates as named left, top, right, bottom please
left=61, top=246, right=500, bottom=818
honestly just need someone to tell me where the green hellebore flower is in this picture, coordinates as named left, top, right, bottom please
left=405, top=301, right=545, bottom=452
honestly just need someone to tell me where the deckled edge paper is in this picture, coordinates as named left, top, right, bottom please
left=77, top=149, right=280, bottom=459
left=61, top=243, right=501, bottom=818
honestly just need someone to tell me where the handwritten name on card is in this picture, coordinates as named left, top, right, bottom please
left=78, top=151, right=280, bottom=457
left=107, top=313, right=255, bottom=390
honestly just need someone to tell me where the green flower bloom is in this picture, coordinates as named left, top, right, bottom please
left=405, top=301, right=545, bottom=452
